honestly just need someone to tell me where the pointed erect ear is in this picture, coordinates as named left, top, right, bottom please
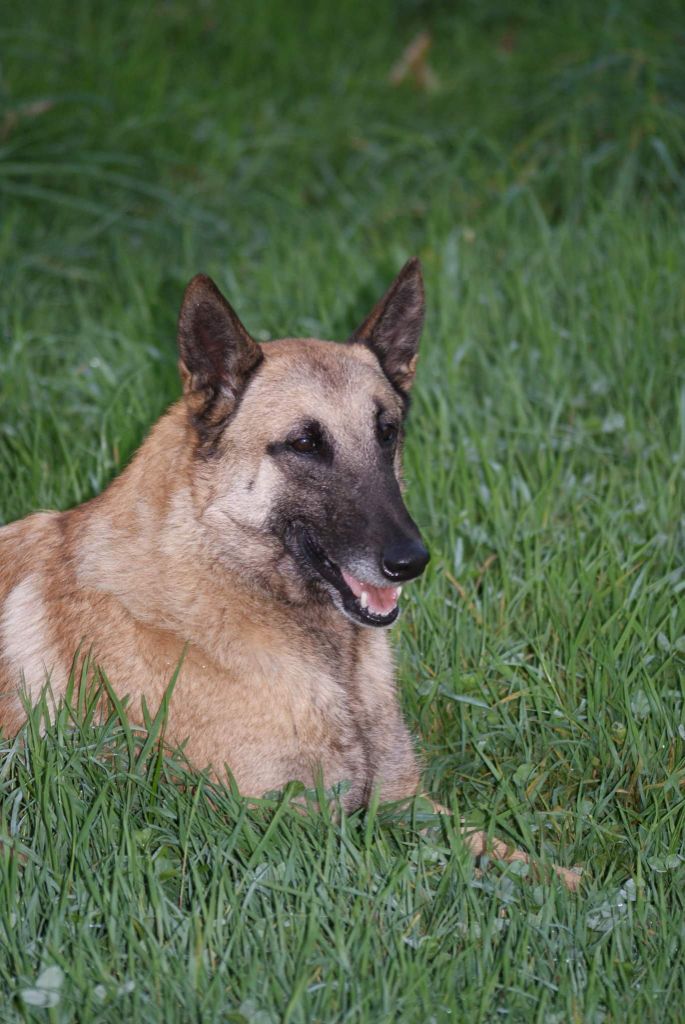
left=177, top=274, right=263, bottom=430
left=350, top=257, right=425, bottom=396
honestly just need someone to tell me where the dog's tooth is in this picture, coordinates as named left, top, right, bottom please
left=360, top=591, right=369, bottom=610
left=397, top=586, right=403, bottom=598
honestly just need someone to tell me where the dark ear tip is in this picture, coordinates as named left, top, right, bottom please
left=397, top=257, right=424, bottom=298
left=181, top=273, right=222, bottom=307
left=401, top=256, right=422, bottom=278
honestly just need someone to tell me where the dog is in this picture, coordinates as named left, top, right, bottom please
left=0, top=259, right=580, bottom=889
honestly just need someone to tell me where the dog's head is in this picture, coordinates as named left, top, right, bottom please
left=177, top=259, right=429, bottom=628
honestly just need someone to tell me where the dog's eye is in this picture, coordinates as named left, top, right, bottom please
left=377, top=418, right=398, bottom=447
left=290, top=434, right=320, bottom=455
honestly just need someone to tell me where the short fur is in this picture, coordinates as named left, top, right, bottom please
left=0, top=260, right=428, bottom=807
left=0, top=260, right=580, bottom=889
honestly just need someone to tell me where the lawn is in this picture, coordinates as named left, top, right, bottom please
left=1, top=0, right=684, bottom=1020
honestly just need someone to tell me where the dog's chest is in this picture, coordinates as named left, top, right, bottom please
left=167, top=624, right=402, bottom=806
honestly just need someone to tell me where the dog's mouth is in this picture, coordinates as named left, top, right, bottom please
left=297, top=529, right=401, bottom=627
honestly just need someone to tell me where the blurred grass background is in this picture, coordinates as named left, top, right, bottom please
left=1, top=1, right=684, bottom=1021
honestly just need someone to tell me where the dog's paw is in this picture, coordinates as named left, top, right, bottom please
left=460, top=827, right=583, bottom=893
left=423, top=801, right=583, bottom=893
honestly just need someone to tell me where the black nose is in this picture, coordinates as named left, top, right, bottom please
left=381, top=538, right=430, bottom=581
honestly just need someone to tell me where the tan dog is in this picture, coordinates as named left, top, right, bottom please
left=0, top=260, right=579, bottom=889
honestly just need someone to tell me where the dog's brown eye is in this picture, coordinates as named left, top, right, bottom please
left=378, top=419, right=398, bottom=446
left=290, top=435, right=319, bottom=455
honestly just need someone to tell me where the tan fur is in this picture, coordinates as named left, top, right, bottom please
left=0, top=270, right=580, bottom=890
left=0, top=341, right=419, bottom=808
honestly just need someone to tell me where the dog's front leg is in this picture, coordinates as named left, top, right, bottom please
left=427, top=800, right=582, bottom=893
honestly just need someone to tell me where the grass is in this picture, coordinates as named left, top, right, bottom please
left=1, top=0, right=684, bottom=1020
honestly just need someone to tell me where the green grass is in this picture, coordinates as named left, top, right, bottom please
left=1, top=0, right=684, bottom=1020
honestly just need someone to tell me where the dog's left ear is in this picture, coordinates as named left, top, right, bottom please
left=350, top=257, right=425, bottom=395
left=177, top=274, right=263, bottom=426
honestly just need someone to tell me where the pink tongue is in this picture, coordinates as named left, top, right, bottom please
left=342, top=570, right=400, bottom=616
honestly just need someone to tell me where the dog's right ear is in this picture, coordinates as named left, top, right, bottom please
left=177, top=275, right=263, bottom=427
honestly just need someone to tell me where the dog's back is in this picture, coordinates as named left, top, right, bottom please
left=0, top=511, right=66, bottom=731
